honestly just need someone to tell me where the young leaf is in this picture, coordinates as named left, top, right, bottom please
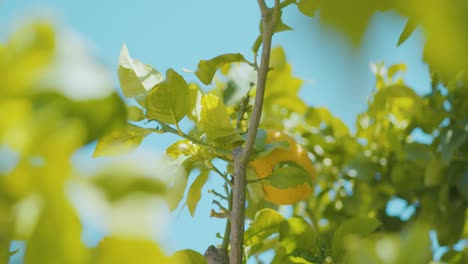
left=200, top=94, right=241, bottom=146
left=146, top=69, right=191, bottom=124
left=397, top=19, right=417, bottom=47
left=244, top=208, right=285, bottom=246
left=93, top=124, right=152, bottom=157
left=265, top=161, right=313, bottom=189
left=118, top=44, right=163, bottom=98
left=195, top=53, right=247, bottom=85
left=332, top=216, right=381, bottom=260
left=186, top=170, right=209, bottom=216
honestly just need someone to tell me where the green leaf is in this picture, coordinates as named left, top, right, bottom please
left=399, top=224, right=432, bottom=264
left=297, top=0, right=320, bottom=17
left=343, top=155, right=380, bottom=181
left=245, top=208, right=285, bottom=246
left=390, top=161, right=424, bottom=193
left=93, top=124, right=152, bottom=157
left=171, top=249, right=207, bottom=264
left=146, top=69, right=191, bottom=124
left=435, top=185, right=466, bottom=245
left=252, top=35, right=262, bottom=54
left=187, top=83, right=203, bottom=123
left=440, top=127, right=467, bottom=165
left=186, top=170, right=209, bottom=216
left=195, top=53, right=247, bottom=85
left=118, top=44, right=163, bottom=98
left=280, top=218, right=319, bottom=255
left=92, top=173, right=166, bottom=201
left=265, top=161, right=313, bottom=189
left=456, top=165, right=468, bottom=202
left=424, top=158, right=445, bottom=186
left=200, top=94, right=241, bottom=146
left=332, top=216, right=381, bottom=260
left=127, top=105, right=145, bottom=122
left=397, top=19, right=417, bottom=47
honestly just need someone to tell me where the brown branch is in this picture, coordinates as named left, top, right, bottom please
left=229, top=0, right=280, bottom=263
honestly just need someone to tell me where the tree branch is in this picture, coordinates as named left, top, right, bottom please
left=229, top=0, right=280, bottom=263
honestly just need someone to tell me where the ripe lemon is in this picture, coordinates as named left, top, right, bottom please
left=250, top=130, right=315, bottom=205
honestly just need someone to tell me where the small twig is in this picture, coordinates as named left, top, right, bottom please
left=211, top=163, right=232, bottom=186
left=221, top=187, right=233, bottom=251
left=209, top=189, right=228, bottom=200
left=213, top=200, right=230, bottom=213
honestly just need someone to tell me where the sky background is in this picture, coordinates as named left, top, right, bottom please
left=1, top=0, right=431, bottom=262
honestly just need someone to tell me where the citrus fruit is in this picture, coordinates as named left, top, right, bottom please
left=250, top=130, right=315, bottom=205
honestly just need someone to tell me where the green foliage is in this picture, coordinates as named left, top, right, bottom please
left=195, top=53, right=247, bottom=85
left=186, top=170, right=210, bottom=216
left=2, top=1, right=468, bottom=263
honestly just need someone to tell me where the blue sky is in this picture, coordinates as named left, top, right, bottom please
left=2, top=0, right=431, bottom=261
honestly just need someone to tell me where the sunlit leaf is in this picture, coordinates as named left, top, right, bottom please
left=93, top=124, right=152, bottom=157
left=200, top=94, right=242, bottom=147
left=146, top=69, right=191, bottom=124
left=186, top=170, right=209, bottom=216
left=118, top=44, right=163, bottom=98
left=245, top=208, right=285, bottom=246
left=195, top=53, right=247, bottom=85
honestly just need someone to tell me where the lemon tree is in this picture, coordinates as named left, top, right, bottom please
left=2, top=0, right=468, bottom=264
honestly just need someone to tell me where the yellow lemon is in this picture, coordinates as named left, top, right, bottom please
left=250, top=130, right=315, bottom=205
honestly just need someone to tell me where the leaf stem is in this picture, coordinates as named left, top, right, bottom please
left=230, top=0, right=280, bottom=263
left=151, top=119, right=231, bottom=157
